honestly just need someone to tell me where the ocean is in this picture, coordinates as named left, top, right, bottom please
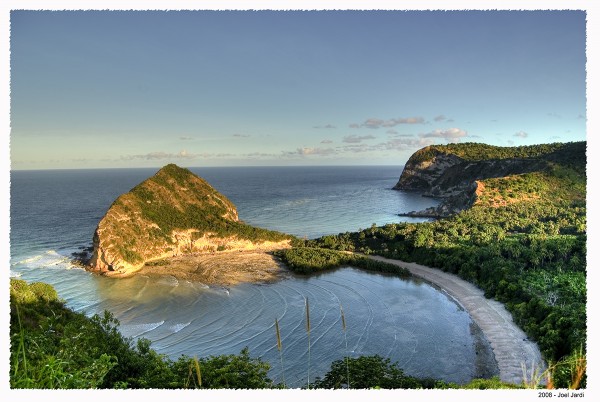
left=9, top=165, right=488, bottom=387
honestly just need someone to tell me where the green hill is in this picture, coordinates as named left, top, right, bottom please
left=89, top=164, right=291, bottom=276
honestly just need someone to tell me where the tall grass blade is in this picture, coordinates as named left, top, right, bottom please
left=305, top=297, right=311, bottom=389
left=193, top=356, right=202, bottom=388
left=340, top=303, right=350, bottom=389
left=569, top=346, right=586, bottom=390
left=275, top=318, right=286, bottom=387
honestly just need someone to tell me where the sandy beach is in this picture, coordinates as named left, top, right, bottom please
left=369, top=255, right=547, bottom=385
left=137, top=249, right=291, bottom=287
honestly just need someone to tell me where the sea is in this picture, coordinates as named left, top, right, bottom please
left=9, top=165, right=490, bottom=387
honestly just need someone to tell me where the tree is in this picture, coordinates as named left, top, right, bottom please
left=312, top=355, right=428, bottom=389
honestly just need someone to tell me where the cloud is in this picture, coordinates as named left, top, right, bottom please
left=547, top=112, right=561, bottom=118
left=433, top=115, right=447, bottom=122
left=380, top=137, right=434, bottom=151
left=313, top=124, right=336, bottom=129
left=179, top=136, right=194, bottom=141
left=292, top=147, right=337, bottom=156
left=386, top=129, right=398, bottom=135
left=350, top=116, right=426, bottom=129
left=514, top=131, right=528, bottom=138
left=233, top=133, right=250, bottom=138
left=420, top=128, right=467, bottom=143
left=339, top=136, right=433, bottom=153
left=343, top=134, right=376, bottom=143
left=121, top=150, right=199, bottom=161
left=577, top=114, right=586, bottom=120
left=321, top=139, right=333, bottom=144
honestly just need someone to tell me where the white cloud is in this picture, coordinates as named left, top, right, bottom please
left=420, top=128, right=467, bottom=143
left=121, top=150, right=200, bottom=161
left=343, top=134, right=376, bottom=143
left=294, top=147, right=336, bottom=156
left=350, top=116, right=426, bottom=129
left=514, top=131, right=528, bottom=138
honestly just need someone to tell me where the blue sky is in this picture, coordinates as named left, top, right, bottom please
left=9, top=9, right=588, bottom=169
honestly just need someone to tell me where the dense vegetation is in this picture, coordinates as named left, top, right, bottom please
left=273, top=247, right=409, bottom=277
left=407, top=141, right=578, bottom=165
left=10, top=278, right=275, bottom=389
left=299, top=142, right=586, bottom=388
left=129, top=165, right=290, bottom=244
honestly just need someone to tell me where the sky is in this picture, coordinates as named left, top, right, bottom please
left=7, top=6, right=589, bottom=170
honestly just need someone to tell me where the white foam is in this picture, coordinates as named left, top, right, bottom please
left=168, top=322, right=191, bottom=333
left=121, top=320, right=165, bottom=337
left=158, top=275, right=179, bottom=287
left=16, top=255, right=42, bottom=264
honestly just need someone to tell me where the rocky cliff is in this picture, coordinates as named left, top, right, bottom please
left=394, top=142, right=585, bottom=217
left=88, top=164, right=290, bottom=277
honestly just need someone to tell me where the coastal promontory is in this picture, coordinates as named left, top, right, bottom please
left=88, top=164, right=291, bottom=277
left=394, top=141, right=586, bottom=217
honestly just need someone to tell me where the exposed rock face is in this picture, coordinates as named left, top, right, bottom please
left=393, top=144, right=573, bottom=217
left=89, top=164, right=290, bottom=277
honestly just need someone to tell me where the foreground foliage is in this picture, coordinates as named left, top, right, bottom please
left=10, top=278, right=272, bottom=389
left=10, top=278, right=584, bottom=389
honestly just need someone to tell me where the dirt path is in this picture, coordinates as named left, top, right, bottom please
left=368, top=255, right=546, bottom=385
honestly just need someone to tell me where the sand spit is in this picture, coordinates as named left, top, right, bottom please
left=136, top=249, right=291, bottom=287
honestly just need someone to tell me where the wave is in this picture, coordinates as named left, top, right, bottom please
left=121, top=320, right=165, bottom=338
left=168, top=322, right=191, bottom=333
left=157, top=275, right=179, bottom=287
left=13, top=250, right=76, bottom=270
left=15, top=255, right=43, bottom=265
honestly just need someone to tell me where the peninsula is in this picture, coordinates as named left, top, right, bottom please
left=88, top=164, right=291, bottom=279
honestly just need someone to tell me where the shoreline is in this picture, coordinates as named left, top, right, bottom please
left=368, top=254, right=546, bottom=385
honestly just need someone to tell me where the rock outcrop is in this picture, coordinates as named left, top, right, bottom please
left=88, top=164, right=290, bottom=277
left=394, top=142, right=585, bottom=217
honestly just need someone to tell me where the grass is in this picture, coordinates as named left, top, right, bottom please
left=340, top=304, right=350, bottom=389
left=522, top=346, right=587, bottom=390
left=305, top=297, right=311, bottom=389
left=275, top=318, right=286, bottom=387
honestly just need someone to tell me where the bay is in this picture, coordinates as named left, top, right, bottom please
left=9, top=166, right=492, bottom=386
